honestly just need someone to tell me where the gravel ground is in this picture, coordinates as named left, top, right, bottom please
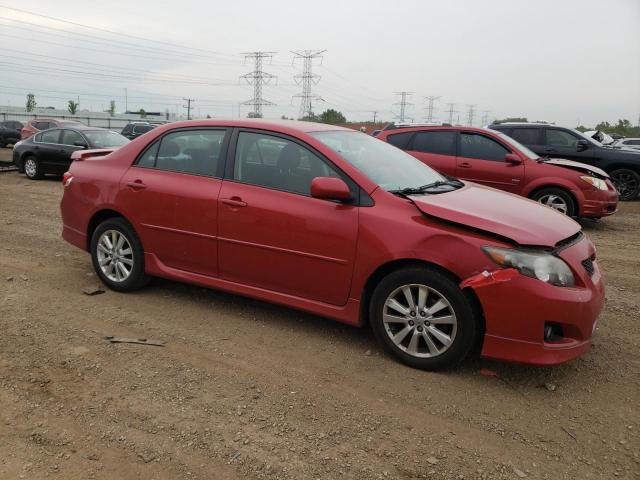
left=0, top=150, right=638, bottom=479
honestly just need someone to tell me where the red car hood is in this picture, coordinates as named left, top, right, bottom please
left=410, top=182, right=581, bottom=247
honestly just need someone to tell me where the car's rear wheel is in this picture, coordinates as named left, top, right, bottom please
left=531, top=188, right=576, bottom=217
left=370, top=266, right=479, bottom=370
left=23, top=156, right=42, bottom=180
left=91, top=218, right=149, bottom=292
left=609, top=169, right=640, bottom=201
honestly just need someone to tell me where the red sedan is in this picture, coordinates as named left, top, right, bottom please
left=376, top=125, right=618, bottom=218
left=60, top=120, right=604, bottom=370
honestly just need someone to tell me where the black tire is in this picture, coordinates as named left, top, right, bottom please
left=369, top=266, right=479, bottom=370
left=530, top=187, right=576, bottom=217
left=90, top=217, right=149, bottom=292
left=609, top=168, right=640, bottom=201
left=23, top=155, right=42, bottom=180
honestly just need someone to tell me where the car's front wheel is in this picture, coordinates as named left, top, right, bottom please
left=609, top=168, right=640, bottom=201
left=91, top=218, right=149, bottom=292
left=370, top=266, right=479, bottom=370
left=23, top=156, right=42, bottom=180
left=531, top=188, right=576, bottom=217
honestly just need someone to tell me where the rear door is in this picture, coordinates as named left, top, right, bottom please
left=406, top=130, right=457, bottom=176
left=33, top=129, right=62, bottom=169
left=508, top=127, right=544, bottom=154
left=456, top=131, right=524, bottom=194
left=118, top=127, right=230, bottom=277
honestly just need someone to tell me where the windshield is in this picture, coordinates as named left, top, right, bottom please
left=310, top=130, right=445, bottom=191
left=494, top=132, right=539, bottom=160
left=84, top=130, right=130, bottom=148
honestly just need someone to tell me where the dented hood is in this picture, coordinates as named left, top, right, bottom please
left=410, top=182, right=581, bottom=247
left=544, top=158, right=609, bottom=178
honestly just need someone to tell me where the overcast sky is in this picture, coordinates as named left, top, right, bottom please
left=1, top=0, right=639, bottom=126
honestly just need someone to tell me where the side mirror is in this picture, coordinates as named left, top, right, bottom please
left=576, top=139, right=589, bottom=152
left=504, top=153, right=523, bottom=165
left=73, top=140, right=88, bottom=149
left=310, top=177, right=352, bottom=202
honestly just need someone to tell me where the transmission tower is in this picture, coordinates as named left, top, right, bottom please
left=292, top=50, right=326, bottom=119
left=445, top=103, right=457, bottom=124
left=239, top=51, right=277, bottom=118
left=424, top=96, right=441, bottom=122
left=481, top=110, right=491, bottom=126
left=466, top=104, right=477, bottom=126
left=393, top=92, right=414, bottom=122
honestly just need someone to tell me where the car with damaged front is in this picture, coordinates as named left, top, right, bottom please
left=60, top=120, right=604, bottom=370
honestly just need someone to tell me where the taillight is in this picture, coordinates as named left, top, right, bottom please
left=62, top=172, right=73, bottom=187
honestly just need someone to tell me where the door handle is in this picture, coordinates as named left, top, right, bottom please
left=126, top=180, right=147, bottom=190
left=460, top=162, right=472, bottom=168
left=221, top=197, right=247, bottom=208
left=544, top=148, right=557, bottom=153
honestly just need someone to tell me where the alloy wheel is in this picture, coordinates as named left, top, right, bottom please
left=96, top=229, right=134, bottom=283
left=382, top=284, right=457, bottom=358
left=611, top=171, right=639, bottom=199
left=538, top=194, right=568, bottom=214
left=24, top=158, right=37, bottom=178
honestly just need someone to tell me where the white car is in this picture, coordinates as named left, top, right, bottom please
left=612, top=138, right=640, bottom=151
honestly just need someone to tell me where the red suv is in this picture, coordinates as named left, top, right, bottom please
left=377, top=125, right=618, bottom=218
left=21, top=118, right=83, bottom=139
left=60, top=120, right=605, bottom=370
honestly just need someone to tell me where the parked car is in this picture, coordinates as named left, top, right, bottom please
left=376, top=125, right=618, bottom=218
left=13, top=125, right=129, bottom=179
left=60, top=120, right=604, bottom=370
left=612, top=138, right=640, bottom=151
left=121, top=122, right=158, bottom=140
left=489, top=123, right=640, bottom=200
left=20, top=118, right=84, bottom=139
left=0, top=125, right=21, bottom=148
left=0, top=120, right=24, bottom=133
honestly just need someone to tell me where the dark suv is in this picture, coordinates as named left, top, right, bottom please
left=121, top=122, right=158, bottom=140
left=489, top=123, right=640, bottom=200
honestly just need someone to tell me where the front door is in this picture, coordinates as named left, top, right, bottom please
left=218, top=130, right=359, bottom=306
left=542, top=128, right=601, bottom=167
left=456, top=131, right=524, bottom=194
left=118, top=128, right=229, bottom=277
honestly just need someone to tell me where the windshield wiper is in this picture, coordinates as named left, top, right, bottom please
left=390, top=179, right=463, bottom=196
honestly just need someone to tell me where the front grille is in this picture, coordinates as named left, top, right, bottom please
left=582, top=256, right=595, bottom=277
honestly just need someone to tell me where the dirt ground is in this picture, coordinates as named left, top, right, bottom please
left=0, top=148, right=638, bottom=480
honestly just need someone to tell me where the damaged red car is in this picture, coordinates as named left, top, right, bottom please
left=60, top=120, right=604, bottom=370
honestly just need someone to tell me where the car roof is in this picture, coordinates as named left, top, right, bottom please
left=380, top=125, right=497, bottom=135
left=491, top=122, right=555, bottom=127
left=150, top=118, right=353, bottom=135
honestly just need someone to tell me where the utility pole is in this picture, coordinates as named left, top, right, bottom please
left=445, top=103, right=457, bottom=124
left=292, top=49, right=326, bottom=119
left=393, top=91, right=413, bottom=122
left=372, top=111, right=378, bottom=123
left=424, top=96, right=441, bottom=122
left=240, top=51, right=277, bottom=118
left=124, top=88, right=128, bottom=113
left=481, top=110, right=491, bottom=126
left=466, top=104, right=477, bottom=126
left=183, top=98, right=194, bottom=120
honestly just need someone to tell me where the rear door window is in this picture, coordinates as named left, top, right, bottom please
left=459, top=133, right=510, bottom=161
left=34, top=121, right=50, bottom=130
left=135, top=129, right=227, bottom=177
left=510, top=128, right=540, bottom=145
left=37, top=129, right=61, bottom=144
left=411, top=131, right=456, bottom=155
left=386, top=131, right=414, bottom=150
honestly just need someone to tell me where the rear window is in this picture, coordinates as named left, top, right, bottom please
left=133, top=125, right=154, bottom=134
left=510, top=128, right=539, bottom=145
left=386, top=131, right=414, bottom=149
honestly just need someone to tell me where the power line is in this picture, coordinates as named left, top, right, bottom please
left=445, top=103, right=457, bottom=124
left=292, top=50, right=326, bottom=119
left=424, top=96, right=441, bottom=122
left=239, top=52, right=277, bottom=118
left=393, top=92, right=413, bottom=122
left=466, top=104, right=477, bottom=126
